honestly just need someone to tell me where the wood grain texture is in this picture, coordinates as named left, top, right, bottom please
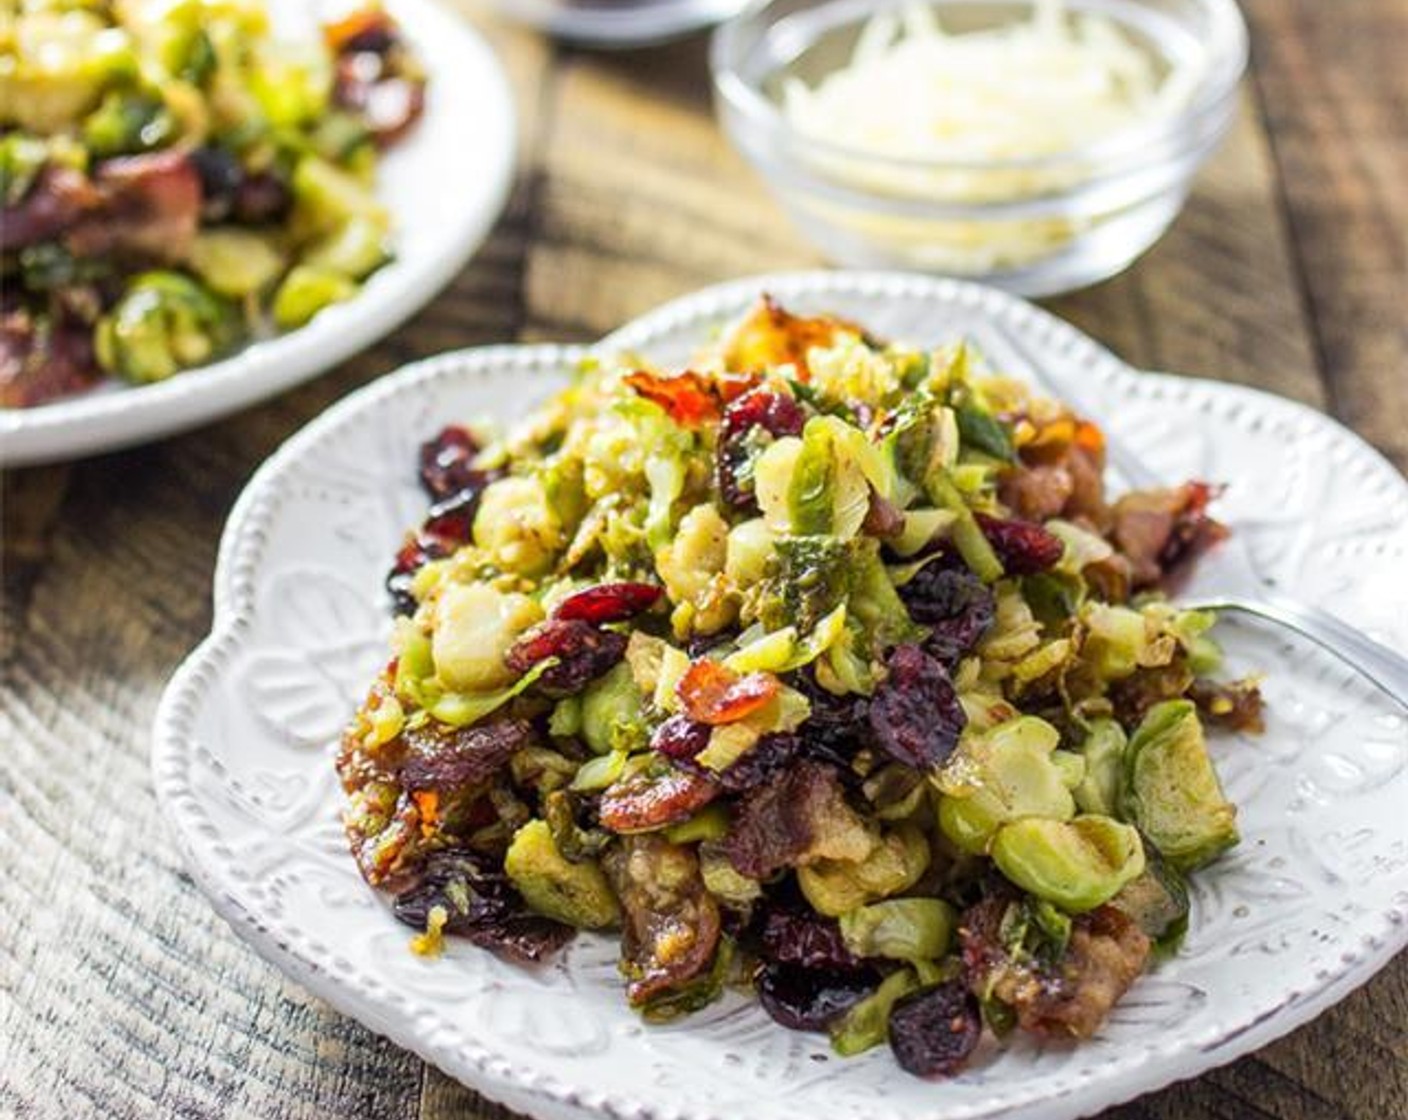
left=2, top=3, right=1404, bottom=1120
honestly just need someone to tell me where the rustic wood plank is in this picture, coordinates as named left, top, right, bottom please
left=1241, top=0, right=1408, bottom=470
left=1048, top=87, right=1323, bottom=406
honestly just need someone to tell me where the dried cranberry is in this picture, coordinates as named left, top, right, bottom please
left=867, top=644, right=966, bottom=771
left=887, top=981, right=983, bottom=1078
left=677, top=660, right=780, bottom=725
left=899, top=559, right=995, bottom=664
left=393, top=848, right=511, bottom=931
left=419, top=425, right=481, bottom=501
left=792, top=670, right=869, bottom=763
left=759, top=906, right=865, bottom=970
left=231, top=171, right=291, bottom=225
left=624, top=369, right=722, bottom=426
left=975, top=512, right=1064, bottom=576
left=506, top=619, right=628, bottom=696
left=757, top=962, right=878, bottom=1032
left=553, top=582, right=662, bottom=625
left=420, top=488, right=480, bottom=545
left=651, top=714, right=711, bottom=761
left=393, top=849, right=573, bottom=964
left=716, top=388, right=806, bottom=509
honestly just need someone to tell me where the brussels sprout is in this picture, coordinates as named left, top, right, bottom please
left=0, top=133, right=52, bottom=205
left=548, top=695, right=582, bottom=738
left=504, top=819, right=620, bottom=930
left=990, top=815, right=1146, bottom=913
left=839, top=898, right=956, bottom=961
left=754, top=415, right=890, bottom=540
left=798, top=825, right=930, bottom=917
left=829, top=967, right=917, bottom=1056
left=724, top=605, right=846, bottom=675
left=754, top=534, right=852, bottom=634
left=472, top=475, right=563, bottom=576
left=1080, top=603, right=1149, bottom=680
left=699, top=843, right=762, bottom=907
left=1110, top=844, right=1190, bottom=947
left=936, top=716, right=1075, bottom=854
left=1121, top=700, right=1238, bottom=870
left=302, top=216, right=389, bottom=280
left=580, top=661, right=647, bottom=755
left=289, top=153, right=388, bottom=240
left=655, top=503, right=728, bottom=604
left=724, top=518, right=777, bottom=589
left=2, top=14, right=138, bottom=132
left=664, top=803, right=730, bottom=844
left=188, top=228, right=286, bottom=297
left=954, top=402, right=1015, bottom=461
left=1074, top=718, right=1127, bottom=816
left=431, top=583, right=542, bottom=691
left=421, top=660, right=554, bottom=728
left=271, top=264, right=357, bottom=329
left=569, top=750, right=628, bottom=793
left=926, top=471, right=1002, bottom=582
left=248, top=42, right=331, bottom=128
left=1052, top=750, right=1086, bottom=790
left=95, top=271, right=237, bottom=383
left=82, top=90, right=177, bottom=157
left=890, top=507, right=957, bottom=558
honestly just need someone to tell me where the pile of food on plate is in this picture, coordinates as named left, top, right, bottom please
left=337, top=297, right=1263, bottom=1078
left=0, top=0, right=426, bottom=408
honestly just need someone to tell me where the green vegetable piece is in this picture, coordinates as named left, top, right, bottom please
left=639, top=935, right=734, bottom=1023
left=271, top=265, right=358, bottom=330
left=82, top=90, right=176, bottom=157
left=94, top=271, right=236, bottom=383
left=829, top=968, right=918, bottom=1056
left=798, top=826, right=929, bottom=917
left=0, top=133, right=51, bottom=205
left=700, top=845, right=762, bottom=906
left=1110, top=844, right=1190, bottom=948
left=991, top=815, right=1146, bottom=913
left=580, top=661, right=647, bottom=755
left=839, top=898, right=956, bottom=961
left=569, top=750, right=628, bottom=793
left=549, top=696, right=583, bottom=739
left=955, top=403, right=1014, bottom=461
left=936, top=716, right=1075, bottom=854
left=290, top=154, right=388, bottom=240
left=1121, top=700, right=1239, bottom=870
left=504, top=819, right=620, bottom=930
left=1074, top=718, right=1127, bottom=816
left=1080, top=603, right=1149, bottom=680
left=304, top=216, right=390, bottom=280
left=423, top=659, right=555, bottom=727
left=664, top=803, right=730, bottom=844
left=248, top=43, right=331, bottom=128
left=1052, top=750, right=1086, bottom=790
left=756, top=416, right=883, bottom=539
left=927, top=471, right=1002, bottom=582
left=189, top=229, right=286, bottom=298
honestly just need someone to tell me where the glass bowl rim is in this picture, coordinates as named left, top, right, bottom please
left=710, top=0, right=1250, bottom=177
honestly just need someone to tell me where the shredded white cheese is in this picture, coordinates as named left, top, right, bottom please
left=779, top=1, right=1204, bottom=273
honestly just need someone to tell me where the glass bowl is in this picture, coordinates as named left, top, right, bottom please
left=711, top=0, right=1248, bottom=295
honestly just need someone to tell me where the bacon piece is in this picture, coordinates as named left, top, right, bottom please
left=624, top=369, right=723, bottom=427
left=1110, top=482, right=1227, bottom=590
left=723, top=760, right=872, bottom=879
left=676, top=659, right=779, bottom=726
left=721, top=294, right=862, bottom=380
left=0, top=167, right=101, bottom=250
left=0, top=300, right=101, bottom=408
left=605, top=834, right=722, bottom=1006
left=65, top=151, right=202, bottom=264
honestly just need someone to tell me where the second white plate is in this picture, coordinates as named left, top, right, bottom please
left=0, top=0, right=516, bottom=468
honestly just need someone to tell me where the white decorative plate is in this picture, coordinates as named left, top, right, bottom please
left=153, top=273, right=1408, bottom=1120
left=0, top=0, right=515, bottom=468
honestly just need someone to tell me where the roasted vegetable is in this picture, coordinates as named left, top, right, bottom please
left=503, top=820, right=620, bottom=930
left=94, top=270, right=236, bottom=382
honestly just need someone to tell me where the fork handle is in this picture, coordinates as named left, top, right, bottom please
left=1215, top=595, right=1408, bottom=711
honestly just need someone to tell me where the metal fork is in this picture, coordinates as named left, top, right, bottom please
left=1000, top=344, right=1408, bottom=711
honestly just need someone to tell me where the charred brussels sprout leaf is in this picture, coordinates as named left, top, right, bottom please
left=1121, top=700, right=1238, bottom=870
left=839, top=898, right=956, bottom=962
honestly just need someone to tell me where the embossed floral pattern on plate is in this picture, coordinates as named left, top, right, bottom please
left=155, top=274, right=1408, bottom=1120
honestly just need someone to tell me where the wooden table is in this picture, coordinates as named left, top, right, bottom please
left=3, top=1, right=1405, bottom=1116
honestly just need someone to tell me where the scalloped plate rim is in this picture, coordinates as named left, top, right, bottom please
left=154, top=273, right=1408, bottom=1120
